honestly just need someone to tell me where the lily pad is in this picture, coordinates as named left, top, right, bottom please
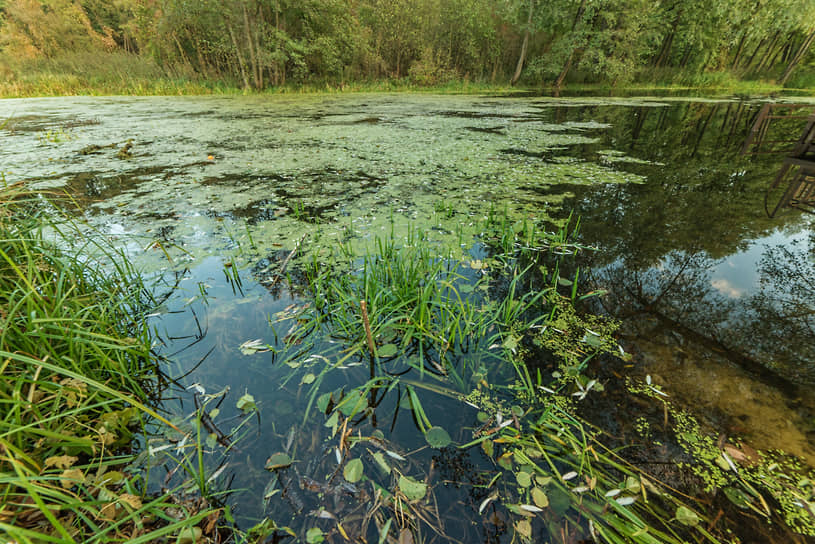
left=306, top=527, right=324, bottom=544
left=398, top=475, right=427, bottom=501
left=378, top=343, right=398, bottom=357
left=236, top=393, right=256, bottom=413
left=425, top=426, right=452, bottom=448
left=344, top=458, right=364, bottom=483
left=265, top=452, right=292, bottom=471
left=516, top=472, right=532, bottom=488
left=531, top=487, right=549, bottom=508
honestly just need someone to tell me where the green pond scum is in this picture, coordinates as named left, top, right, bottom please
left=1, top=95, right=815, bottom=543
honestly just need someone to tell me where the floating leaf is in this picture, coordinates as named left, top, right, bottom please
left=497, top=453, right=514, bottom=470
left=239, top=339, right=268, bottom=355
left=344, top=458, right=364, bottom=483
left=301, top=373, right=316, bottom=385
left=675, top=506, right=701, bottom=527
left=378, top=344, right=398, bottom=357
left=306, top=527, right=324, bottom=544
left=324, top=411, right=339, bottom=432
left=531, top=487, right=549, bottom=508
left=624, top=476, right=640, bottom=494
left=236, top=393, right=256, bottom=413
left=316, top=392, right=332, bottom=414
left=516, top=472, right=532, bottom=488
left=535, top=475, right=552, bottom=486
left=582, top=332, right=605, bottom=348
left=723, top=486, right=752, bottom=509
left=372, top=451, right=391, bottom=475
left=398, top=475, right=427, bottom=501
left=515, top=519, right=532, bottom=538
left=265, top=453, right=292, bottom=471
left=425, top=426, right=452, bottom=448
left=482, top=439, right=494, bottom=458
left=476, top=411, right=489, bottom=423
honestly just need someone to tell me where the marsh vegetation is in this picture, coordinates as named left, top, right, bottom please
left=1, top=95, right=814, bottom=543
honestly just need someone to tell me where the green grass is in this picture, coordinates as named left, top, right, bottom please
left=258, top=214, right=734, bottom=543
left=6, top=51, right=811, bottom=99
left=0, top=183, right=221, bottom=543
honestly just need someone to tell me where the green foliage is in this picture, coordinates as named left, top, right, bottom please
left=2, top=0, right=812, bottom=92
left=0, top=185, right=221, bottom=542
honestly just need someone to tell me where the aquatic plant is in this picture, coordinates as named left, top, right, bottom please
left=0, top=184, right=224, bottom=543
left=242, top=213, right=733, bottom=543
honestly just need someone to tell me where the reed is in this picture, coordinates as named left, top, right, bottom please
left=0, top=183, right=219, bottom=543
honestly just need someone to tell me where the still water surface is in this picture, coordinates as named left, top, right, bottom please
left=1, top=94, right=813, bottom=535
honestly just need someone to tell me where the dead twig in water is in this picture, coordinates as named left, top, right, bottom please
left=263, top=233, right=308, bottom=286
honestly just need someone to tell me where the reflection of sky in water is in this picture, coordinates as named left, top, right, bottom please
left=709, top=227, right=811, bottom=299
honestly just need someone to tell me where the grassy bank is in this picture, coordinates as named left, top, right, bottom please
left=2, top=52, right=812, bottom=99
left=0, top=183, right=219, bottom=543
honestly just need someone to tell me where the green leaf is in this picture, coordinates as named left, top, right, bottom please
left=378, top=518, right=392, bottom=544
left=301, top=373, right=316, bottom=385
left=502, top=335, right=520, bottom=351
left=324, top=411, right=339, bottom=432
left=723, top=486, right=752, bottom=509
left=316, top=392, right=332, bottom=414
left=531, top=487, right=549, bottom=508
left=306, top=527, right=324, bottom=544
left=236, top=393, right=256, bottom=413
left=265, top=453, right=292, bottom=471
left=425, top=426, right=452, bottom=448
left=675, top=506, right=701, bottom=527
left=378, top=343, right=398, bottom=357
left=398, top=475, right=427, bottom=501
left=516, top=472, right=532, bottom=488
left=372, top=451, right=391, bottom=475
left=344, top=458, right=364, bottom=483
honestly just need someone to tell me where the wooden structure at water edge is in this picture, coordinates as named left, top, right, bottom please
left=742, top=103, right=815, bottom=217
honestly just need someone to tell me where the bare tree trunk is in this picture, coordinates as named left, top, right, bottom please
left=554, top=50, right=574, bottom=89
left=551, top=0, right=586, bottom=91
left=228, top=24, right=251, bottom=90
left=779, top=29, right=815, bottom=85
left=510, top=0, right=534, bottom=86
left=242, top=1, right=260, bottom=89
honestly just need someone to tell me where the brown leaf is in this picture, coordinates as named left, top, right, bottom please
left=60, top=468, right=85, bottom=489
left=118, top=493, right=143, bottom=510
left=45, top=455, right=78, bottom=470
left=398, top=528, right=414, bottom=544
left=723, top=444, right=758, bottom=466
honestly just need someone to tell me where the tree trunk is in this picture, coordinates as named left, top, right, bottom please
left=510, top=0, right=534, bottom=86
left=242, top=2, right=260, bottom=89
left=779, top=29, right=815, bottom=85
left=730, top=33, right=747, bottom=69
left=228, top=23, right=251, bottom=90
left=554, top=49, right=574, bottom=90
left=753, top=31, right=780, bottom=73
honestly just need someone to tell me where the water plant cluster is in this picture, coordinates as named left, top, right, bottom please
left=238, top=212, right=747, bottom=543
left=0, top=183, right=227, bottom=543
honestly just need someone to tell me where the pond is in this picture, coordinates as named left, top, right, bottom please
left=1, top=94, right=813, bottom=541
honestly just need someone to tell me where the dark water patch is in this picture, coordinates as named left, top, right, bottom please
left=465, top=125, right=506, bottom=135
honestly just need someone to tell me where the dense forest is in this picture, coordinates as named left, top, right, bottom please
left=1, top=0, right=814, bottom=92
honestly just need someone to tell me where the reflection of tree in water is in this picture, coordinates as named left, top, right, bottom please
left=587, top=235, right=815, bottom=386
left=732, top=236, right=815, bottom=384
